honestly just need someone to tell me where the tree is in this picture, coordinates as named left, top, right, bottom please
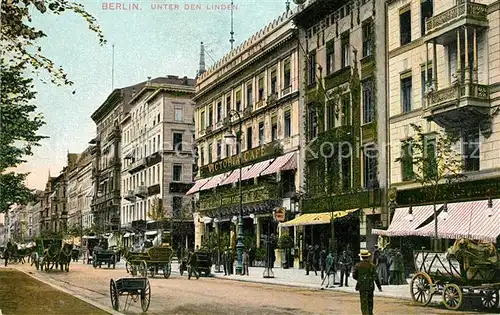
left=396, top=123, right=465, bottom=243
left=0, top=0, right=105, bottom=212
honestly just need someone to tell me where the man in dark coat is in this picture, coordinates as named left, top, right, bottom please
left=4, top=241, right=12, bottom=267
left=338, top=250, right=353, bottom=287
left=305, top=245, right=317, bottom=275
left=222, top=249, right=229, bottom=276
left=319, top=248, right=327, bottom=279
left=187, top=250, right=199, bottom=279
left=353, top=249, right=382, bottom=315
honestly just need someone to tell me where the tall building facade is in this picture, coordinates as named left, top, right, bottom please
left=293, top=0, right=387, bottom=253
left=387, top=0, right=500, bottom=206
left=190, top=10, right=301, bottom=263
left=40, top=171, right=68, bottom=235
left=77, top=147, right=94, bottom=231
left=120, top=76, right=196, bottom=247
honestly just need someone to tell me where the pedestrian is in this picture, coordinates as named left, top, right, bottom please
left=353, top=249, right=382, bottom=315
left=187, top=250, right=199, bottom=280
left=222, top=249, right=228, bottom=275
left=376, top=249, right=389, bottom=285
left=338, top=250, right=353, bottom=287
left=305, top=245, right=317, bottom=276
left=325, top=252, right=336, bottom=287
left=319, top=247, right=327, bottom=279
left=4, top=241, right=11, bottom=267
left=242, top=250, right=249, bottom=276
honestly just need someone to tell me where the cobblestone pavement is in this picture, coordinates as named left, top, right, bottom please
left=11, top=262, right=491, bottom=315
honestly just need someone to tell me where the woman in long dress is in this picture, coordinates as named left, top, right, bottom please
left=376, top=250, right=389, bottom=285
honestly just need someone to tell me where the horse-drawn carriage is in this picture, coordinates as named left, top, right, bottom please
left=124, top=246, right=173, bottom=278
left=35, top=239, right=73, bottom=272
left=179, top=249, right=212, bottom=279
left=410, top=239, right=500, bottom=310
left=93, top=248, right=119, bottom=269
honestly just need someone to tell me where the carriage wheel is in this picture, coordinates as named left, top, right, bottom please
left=92, top=259, right=97, bottom=269
left=163, top=263, right=171, bottom=279
left=410, top=272, right=433, bottom=306
left=442, top=283, right=463, bottom=310
left=140, top=279, right=151, bottom=312
left=480, top=290, right=499, bottom=309
left=139, top=260, right=148, bottom=278
left=125, top=262, right=130, bottom=274
left=109, top=279, right=119, bottom=311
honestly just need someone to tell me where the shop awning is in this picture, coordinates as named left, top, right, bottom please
left=279, top=209, right=359, bottom=227
left=186, top=178, right=211, bottom=195
left=242, top=159, right=274, bottom=181
left=261, top=151, right=297, bottom=176
left=200, top=171, right=233, bottom=191
left=221, top=165, right=253, bottom=185
left=411, top=199, right=500, bottom=243
left=373, top=204, right=440, bottom=237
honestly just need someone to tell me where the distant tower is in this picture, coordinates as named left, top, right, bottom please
left=229, top=0, right=235, bottom=49
left=197, top=42, right=206, bottom=78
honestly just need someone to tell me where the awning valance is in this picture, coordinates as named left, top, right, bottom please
left=221, top=165, right=253, bottom=185
left=280, top=209, right=359, bottom=227
left=412, top=199, right=500, bottom=243
left=261, top=151, right=296, bottom=176
left=373, top=204, right=441, bottom=237
left=186, top=178, right=211, bottom=195
left=242, top=159, right=274, bottom=181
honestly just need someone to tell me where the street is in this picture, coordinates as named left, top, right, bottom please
left=10, top=262, right=487, bottom=315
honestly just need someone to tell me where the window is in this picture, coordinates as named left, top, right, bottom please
left=341, top=144, right=351, bottom=190
left=362, top=80, right=374, bottom=123
left=173, top=164, right=182, bottom=182
left=401, top=75, right=412, bottom=113
left=271, top=116, right=278, bottom=141
left=208, top=107, right=213, bottom=126
left=216, top=141, right=222, bottom=160
left=172, top=197, right=183, bottom=218
left=308, top=105, right=318, bottom=139
left=400, top=7, right=411, bottom=46
left=463, top=130, right=480, bottom=172
left=225, top=144, right=231, bottom=157
left=421, top=66, right=433, bottom=99
left=401, top=142, right=415, bottom=181
left=235, top=90, right=242, bottom=112
left=341, top=95, right=351, bottom=126
left=326, top=40, right=335, bottom=75
left=200, top=148, right=205, bottom=165
left=258, top=75, right=264, bottom=100
left=208, top=143, right=213, bottom=163
left=307, top=51, right=316, bottom=86
left=226, top=95, right=231, bottom=116
left=200, top=111, right=205, bottom=129
left=284, top=110, right=291, bottom=138
left=362, top=21, right=373, bottom=57
left=157, top=113, right=160, bottom=124
left=173, top=133, right=182, bottom=151
left=421, top=0, right=433, bottom=36
left=363, top=144, right=378, bottom=188
left=283, top=59, right=291, bottom=88
left=174, top=108, right=183, bottom=122
left=270, top=69, right=277, bottom=95
left=246, top=127, right=253, bottom=149
left=259, top=122, right=265, bottom=145
left=423, top=137, right=437, bottom=178
left=327, top=102, right=335, bottom=130
left=341, top=35, right=350, bottom=68
left=246, top=82, right=253, bottom=108
left=217, top=101, right=222, bottom=122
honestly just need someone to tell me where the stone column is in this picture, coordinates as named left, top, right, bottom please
left=473, top=28, right=478, bottom=83
left=432, top=40, right=438, bottom=89
left=457, top=28, right=461, bottom=83
left=256, top=217, right=261, bottom=248
left=464, top=26, right=470, bottom=83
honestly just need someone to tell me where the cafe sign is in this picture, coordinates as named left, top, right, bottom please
left=274, top=207, right=286, bottom=222
left=200, top=142, right=281, bottom=177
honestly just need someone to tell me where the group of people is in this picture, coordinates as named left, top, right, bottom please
left=372, top=245, right=406, bottom=285
left=305, top=245, right=354, bottom=287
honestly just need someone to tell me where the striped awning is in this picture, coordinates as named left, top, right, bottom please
left=261, top=151, right=297, bottom=176
left=199, top=171, right=233, bottom=191
left=241, top=159, right=274, bottom=181
left=221, top=165, right=253, bottom=185
left=279, top=209, right=359, bottom=227
left=372, top=204, right=440, bottom=237
left=186, top=178, right=211, bottom=195
left=412, top=199, right=500, bottom=243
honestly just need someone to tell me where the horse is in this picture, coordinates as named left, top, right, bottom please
left=58, top=243, right=72, bottom=272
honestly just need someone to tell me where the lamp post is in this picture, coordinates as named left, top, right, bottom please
left=224, top=108, right=244, bottom=275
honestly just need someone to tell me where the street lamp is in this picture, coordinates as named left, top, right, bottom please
left=487, top=196, right=494, bottom=217
left=224, top=109, right=244, bottom=275
left=405, top=205, right=414, bottom=222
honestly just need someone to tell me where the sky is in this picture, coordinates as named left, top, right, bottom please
left=16, top=0, right=293, bottom=190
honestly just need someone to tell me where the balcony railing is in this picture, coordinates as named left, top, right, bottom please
left=426, top=1, right=488, bottom=35
left=124, top=190, right=136, bottom=201
left=128, top=158, right=146, bottom=174
left=134, top=185, right=148, bottom=199
left=426, top=83, right=489, bottom=109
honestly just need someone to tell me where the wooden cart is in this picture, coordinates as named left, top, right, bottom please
left=109, top=277, right=151, bottom=312
left=410, top=249, right=500, bottom=310
left=93, top=249, right=118, bottom=269
left=124, top=246, right=173, bottom=278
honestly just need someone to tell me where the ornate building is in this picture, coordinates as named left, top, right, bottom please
left=40, top=170, right=68, bottom=235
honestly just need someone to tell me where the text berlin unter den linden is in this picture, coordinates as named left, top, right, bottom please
left=101, top=2, right=239, bottom=11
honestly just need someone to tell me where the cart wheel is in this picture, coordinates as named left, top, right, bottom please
left=131, top=265, right=137, bottom=276
left=480, top=290, right=499, bottom=309
left=410, top=272, right=433, bottom=306
left=163, top=263, right=171, bottom=279
left=92, top=259, right=97, bottom=269
left=109, top=279, right=119, bottom=311
left=140, top=260, right=148, bottom=278
left=125, top=262, right=130, bottom=273
left=442, top=283, right=463, bottom=310
left=140, top=279, right=151, bottom=312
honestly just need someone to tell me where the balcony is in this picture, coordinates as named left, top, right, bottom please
left=146, top=152, right=161, bottom=167
left=425, top=0, right=488, bottom=44
left=148, top=184, right=161, bottom=195
left=423, top=83, right=490, bottom=127
left=124, top=190, right=136, bottom=202
left=107, top=128, right=121, bottom=142
left=128, top=158, right=146, bottom=174
left=266, top=92, right=278, bottom=106
left=134, top=185, right=148, bottom=199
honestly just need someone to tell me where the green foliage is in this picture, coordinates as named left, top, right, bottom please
left=277, top=232, right=294, bottom=249
left=254, top=247, right=266, bottom=261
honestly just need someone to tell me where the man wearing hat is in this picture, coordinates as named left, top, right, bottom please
left=353, top=249, right=382, bottom=315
